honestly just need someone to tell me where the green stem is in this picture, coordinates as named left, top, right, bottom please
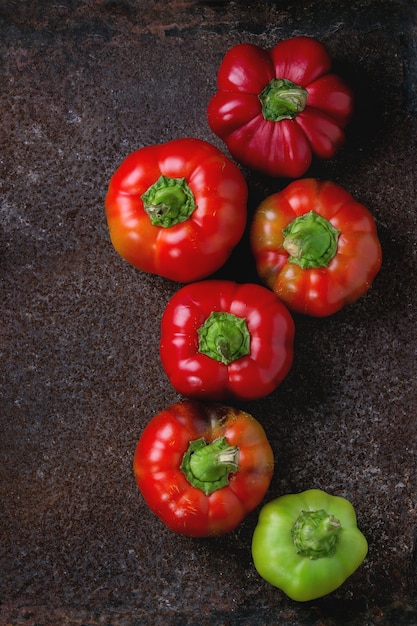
left=180, top=437, right=240, bottom=495
left=291, top=509, right=341, bottom=559
left=283, top=211, right=340, bottom=269
left=141, top=175, right=196, bottom=227
left=259, top=78, right=308, bottom=121
left=197, top=311, right=251, bottom=365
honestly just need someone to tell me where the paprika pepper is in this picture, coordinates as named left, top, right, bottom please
left=250, top=178, right=382, bottom=316
left=251, top=489, right=368, bottom=601
left=159, top=280, right=295, bottom=401
left=105, top=138, right=248, bottom=282
left=207, top=36, right=353, bottom=178
left=134, top=400, right=274, bottom=537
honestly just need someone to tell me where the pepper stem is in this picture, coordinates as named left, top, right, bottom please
left=141, top=175, right=196, bottom=227
left=197, top=311, right=251, bottom=365
left=291, top=508, right=342, bottom=559
left=259, top=78, right=308, bottom=121
left=282, top=210, right=340, bottom=269
left=180, top=437, right=240, bottom=495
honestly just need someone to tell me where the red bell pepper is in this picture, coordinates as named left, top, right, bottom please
left=207, top=36, right=353, bottom=178
left=133, top=400, right=274, bottom=537
left=105, top=138, right=248, bottom=282
left=250, top=178, right=382, bottom=317
left=160, top=280, right=295, bottom=401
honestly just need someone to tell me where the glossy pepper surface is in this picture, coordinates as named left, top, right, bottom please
left=250, top=178, right=382, bottom=316
left=105, top=138, right=247, bottom=282
left=207, top=36, right=353, bottom=178
left=133, top=400, right=274, bottom=537
left=159, top=280, right=295, bottom=401
left=252, top=489, right=368, bottom=602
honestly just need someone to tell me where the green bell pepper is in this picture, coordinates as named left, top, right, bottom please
left=251, top=489, right=368, bottom=602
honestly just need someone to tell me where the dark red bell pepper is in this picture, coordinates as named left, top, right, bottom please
left=207, top=36, right=353, bottom=178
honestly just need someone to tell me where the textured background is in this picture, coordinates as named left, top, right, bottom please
left=1, top=1, right=417, bottom=624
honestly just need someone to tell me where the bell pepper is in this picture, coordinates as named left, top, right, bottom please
left=159, top=279, right=295, bottom=401
left=207, top=36, right=353, bottom=178
left=251, top=489, right=368, bottom=602
left=105, top=138, right=248, bottom=282
left=250, top=178, right=382, bottom=317
left=133, top=400, right=274, bottom=537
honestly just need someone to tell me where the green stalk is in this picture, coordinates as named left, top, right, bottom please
left=283, top=211, right=340, bottom=269
left=141, top=175, right=196, bottom=227
left=292, top=509, right=341, bottom=559
left=180, top=437, right=240, bottom=495
left=197, top=311, right=250, bottom=365
left=259, top=78, right=308, bottom=121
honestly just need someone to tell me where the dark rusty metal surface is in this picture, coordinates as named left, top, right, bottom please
left=1, top=1, right=417, bottom=624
